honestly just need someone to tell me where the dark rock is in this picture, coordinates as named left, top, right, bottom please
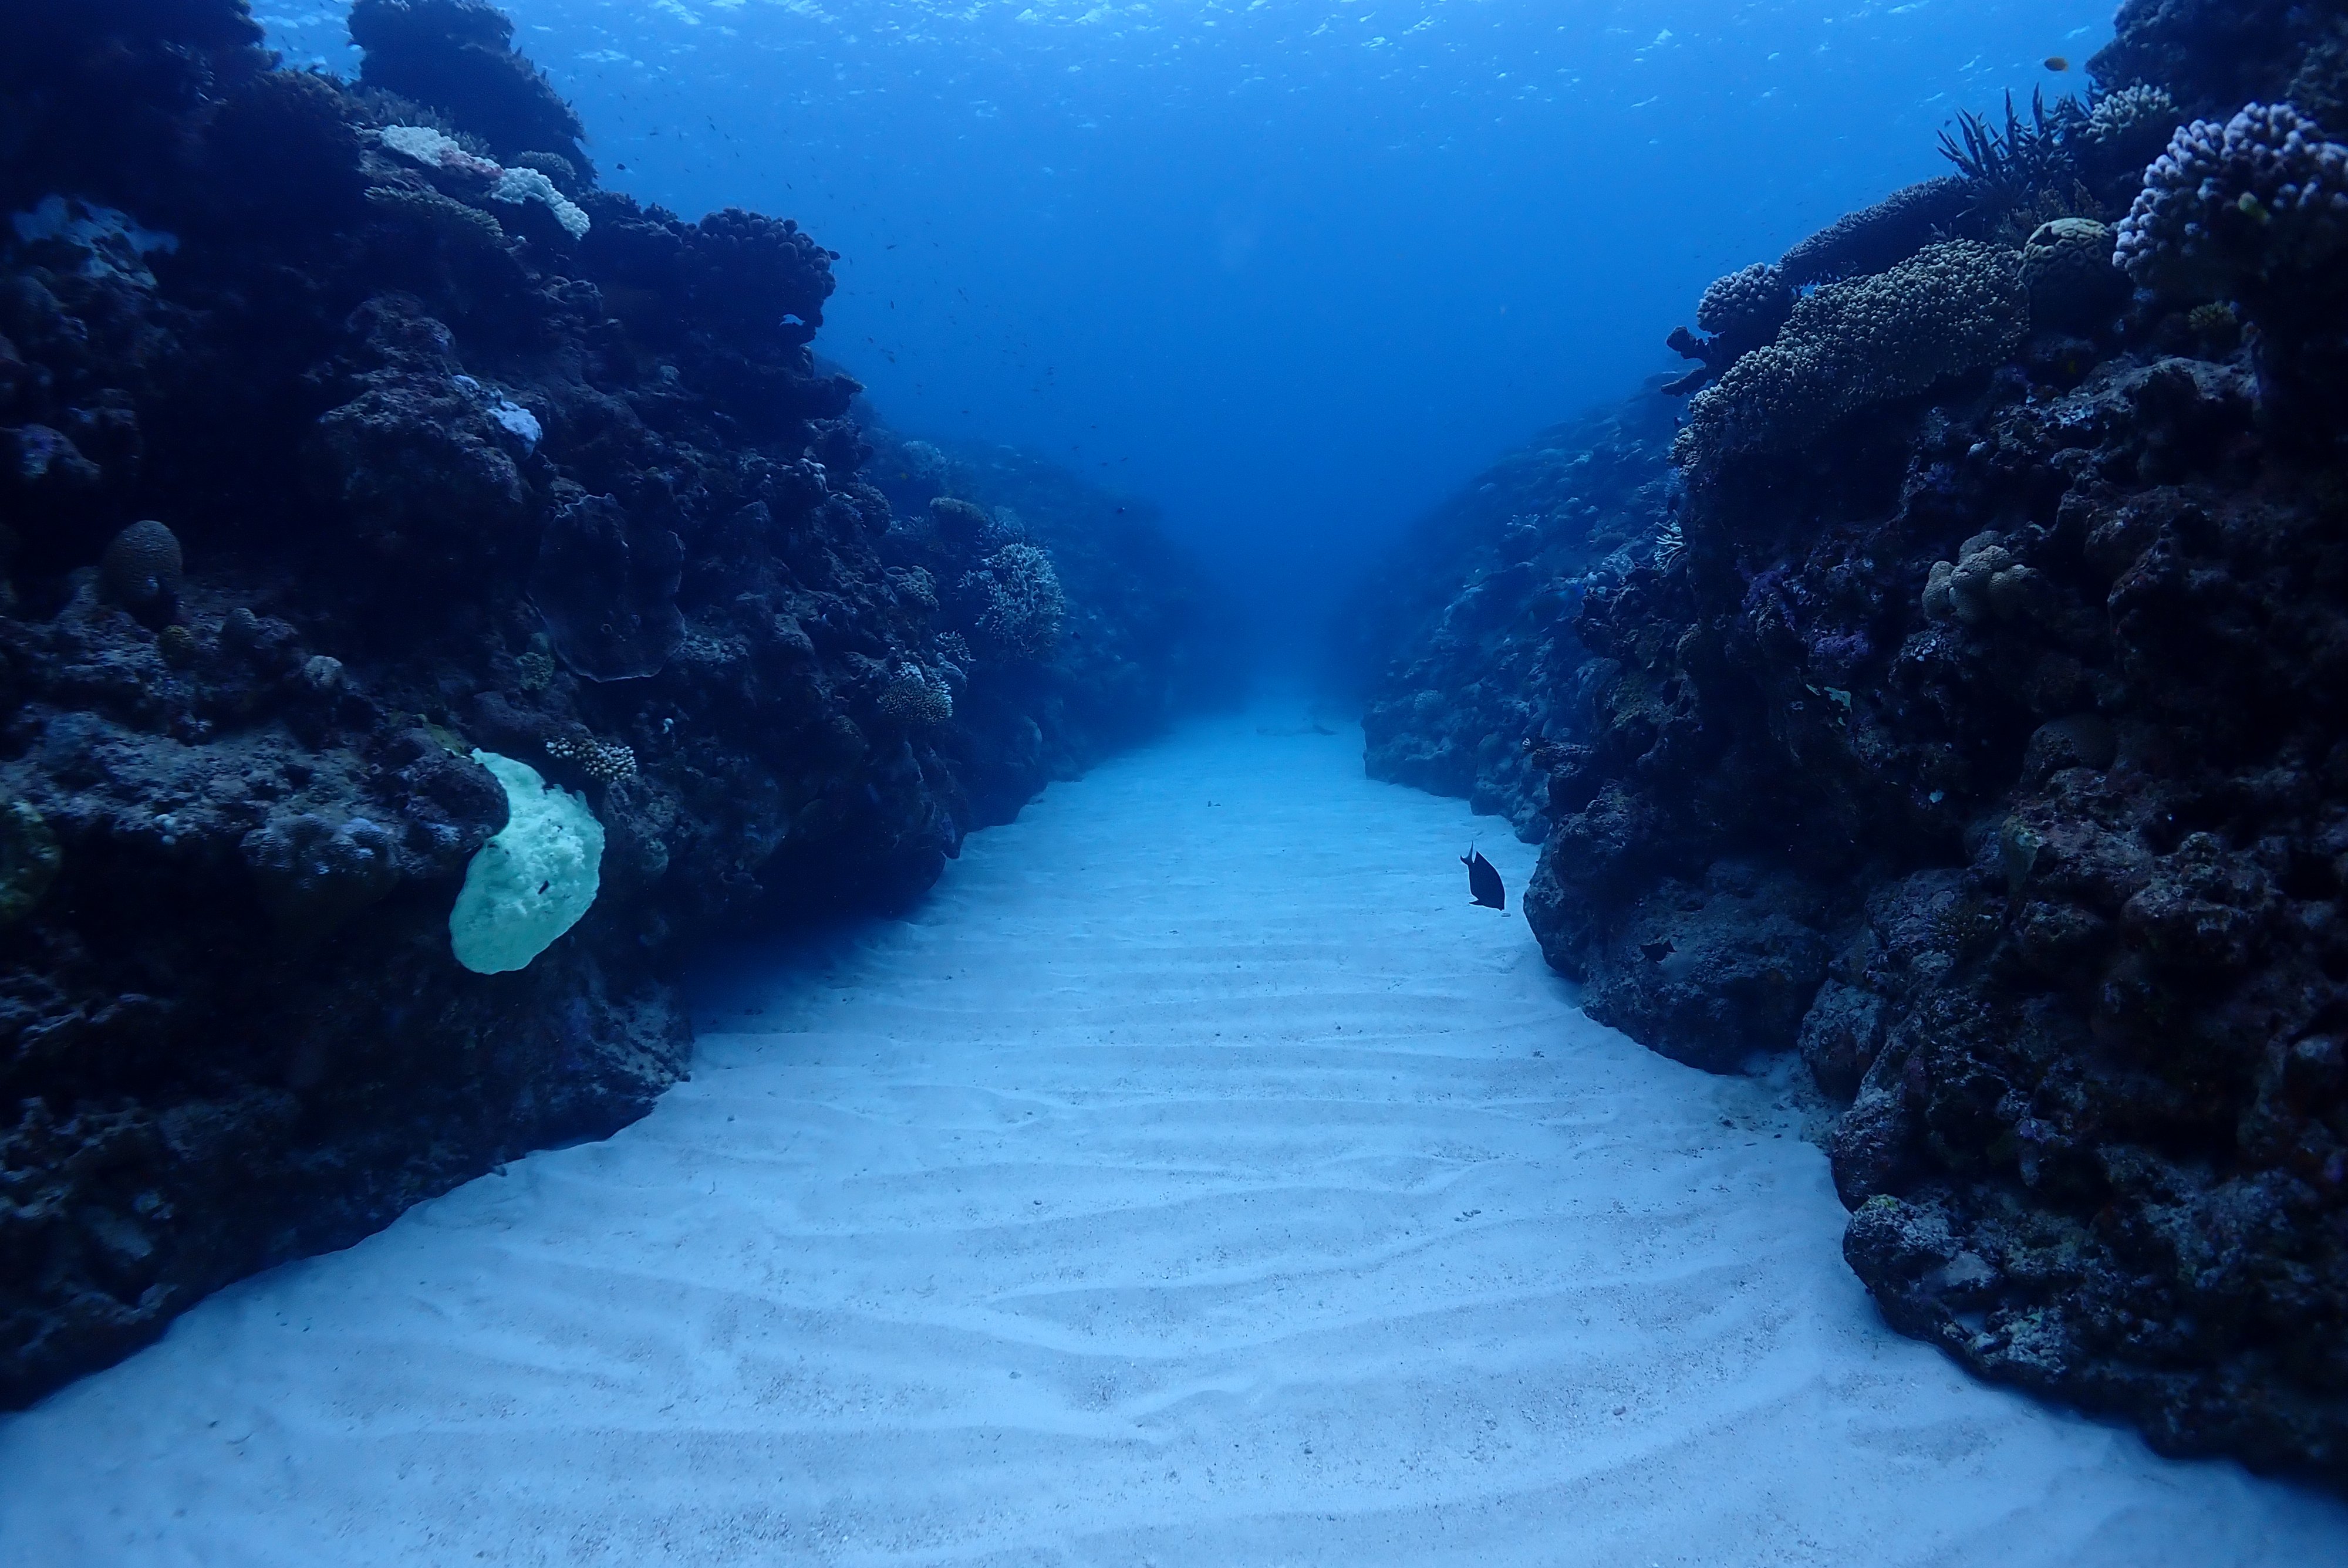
left=527, top=494, right=685, bottom=681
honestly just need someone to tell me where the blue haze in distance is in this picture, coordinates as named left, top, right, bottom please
left=261, top=1, right=2114, bottom=657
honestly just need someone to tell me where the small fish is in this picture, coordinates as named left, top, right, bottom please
left=1462, top=848, right=1506, bottom=911
left=2044, top=55, right=2070, bottom=72
left=1639, top=938, right=1676, bottom=964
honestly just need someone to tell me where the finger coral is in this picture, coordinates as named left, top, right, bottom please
left=2114, top=102, right=2348, bottom=297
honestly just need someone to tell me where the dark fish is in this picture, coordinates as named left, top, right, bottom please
left=1463, top=848, right=1506, bottom=911
left=1639, top=938, right=1676, bottom=963
left=2044, top=55, right=2070, bottom=72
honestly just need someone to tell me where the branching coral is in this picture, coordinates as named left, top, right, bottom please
left=2083, top=85, right=2182, bottom=165
left=545, top=734, right=637, bottom=782
left=876, top=665, right=954, bottom=726
left=966, top=542, right=1065, bottom=659
left=1678, top=242, right=2027, bottom=465
left=2114, top=102, right=2348, bottom=299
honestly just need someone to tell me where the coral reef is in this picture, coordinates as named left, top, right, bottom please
left=346, top=0, right=586, bottom=167
left=1335, top=390, right=1678, bottom=842
left=0, top=2, right=1230, bottom=1407
left=2116, top=101, right=2348, bottom=423
left=1356, top=2, right=2348, bottom=1489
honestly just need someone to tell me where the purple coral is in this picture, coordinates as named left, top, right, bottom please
left=2114, top=102, right=2348, bottom=296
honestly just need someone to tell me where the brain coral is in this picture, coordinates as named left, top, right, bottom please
left=99, top=519, right=183, bottom=615
left=2022, top=218, right=2124, bottom=332
left=1679, top=241, right=2027, bottom=465
left=2114, top=102, right=2348, bottom=299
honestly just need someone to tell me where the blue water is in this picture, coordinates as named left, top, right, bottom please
left=262, top=1, right=2110, bottom=653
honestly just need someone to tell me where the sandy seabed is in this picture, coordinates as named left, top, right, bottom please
left=5, top=714, right=2344, bottom=1566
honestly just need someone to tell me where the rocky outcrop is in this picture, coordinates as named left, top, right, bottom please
left=0, top=2, right=1229, bottom=1407
left=1354, top=4, right=2348, bottom=1489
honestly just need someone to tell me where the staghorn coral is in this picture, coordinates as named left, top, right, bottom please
left=967, top=542, right=1066, bottom=659
left=2114, top=102, right=2348, bottom=299
left=1679, top=241, right=2027, bottom=465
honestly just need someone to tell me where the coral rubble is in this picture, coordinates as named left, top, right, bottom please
left=0, top=2, right=1229, bottom=1406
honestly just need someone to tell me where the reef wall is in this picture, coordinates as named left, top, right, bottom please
left=1332, top=390, right=1676, bottom=843
left=1351, top=2, right=2348, bottom=1486
left=0, top=1, right=1233, bottom=1406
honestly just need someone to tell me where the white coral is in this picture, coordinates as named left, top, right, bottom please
left=490, top=167, right=591, bottom=239
left=379, top=124, right=501, bottom=178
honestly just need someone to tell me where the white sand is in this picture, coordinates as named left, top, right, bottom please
left=5, top=714, right=2344, bottom=1566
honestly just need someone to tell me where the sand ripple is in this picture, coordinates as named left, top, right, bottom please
left=4, top=717, right=2343, bottom=1565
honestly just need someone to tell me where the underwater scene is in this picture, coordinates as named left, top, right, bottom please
left=5, top=0, right=2348, bottom=1560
